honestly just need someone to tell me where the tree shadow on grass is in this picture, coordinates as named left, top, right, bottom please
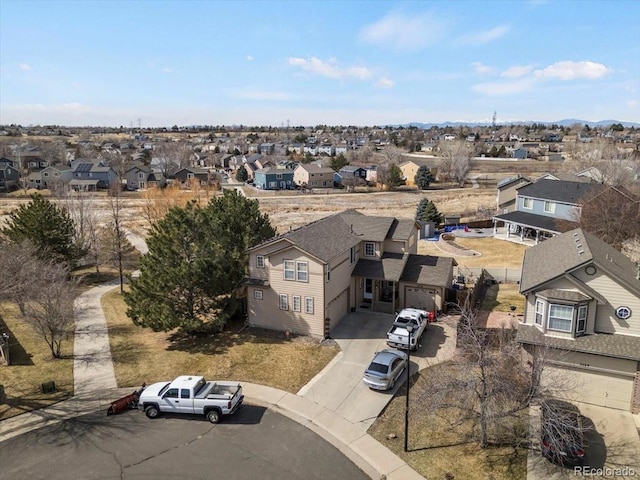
left=0, top=313, right=34, bottom=366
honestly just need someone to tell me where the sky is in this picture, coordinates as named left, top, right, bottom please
left=1, top=0, right=639, bottom=128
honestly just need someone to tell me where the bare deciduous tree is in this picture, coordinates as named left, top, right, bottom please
left=153, top=142, right=193, bottom=178
left=0, top=240, right=41, bottom=315
left=438, top=140, right=471, bottom=186
left=23, top=261, right=78, bottom=359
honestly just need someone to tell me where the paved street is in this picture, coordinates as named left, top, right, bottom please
left=0, top=405, right=369, bottom=480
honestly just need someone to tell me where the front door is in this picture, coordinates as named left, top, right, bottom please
left=364, top=279, right=373, bottom=301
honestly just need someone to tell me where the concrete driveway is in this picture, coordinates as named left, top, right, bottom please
left=298, top=311, right=457, bottom=431
left=527, top=402, right=640, bottom=479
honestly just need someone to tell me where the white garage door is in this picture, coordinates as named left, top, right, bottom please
left=327, top=288, right=349, bottom=329
left=404, top=286, right=435, bottom=312
left=545, top=366, right=634, bottom=411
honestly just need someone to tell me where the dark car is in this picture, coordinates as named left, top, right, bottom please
left=540, top=399, right=587, bottom=466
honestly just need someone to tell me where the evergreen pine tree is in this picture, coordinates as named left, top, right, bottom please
left=414, top=165, right=434, bottom=189
left=2, top=194, right=81, bottom=266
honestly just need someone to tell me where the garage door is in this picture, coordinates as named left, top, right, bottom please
left=545, top=366, right=634, bottom=411
left=327, top=288, right=349, bottom=329
left=404, top=286, right=435, bottom=312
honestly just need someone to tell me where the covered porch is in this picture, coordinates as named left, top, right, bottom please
left=492, top=211, right=576, bottom=245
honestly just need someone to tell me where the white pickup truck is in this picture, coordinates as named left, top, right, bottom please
left=138, top=375, right=244, bottom=423
left=386, top=308, right=430, bottom=351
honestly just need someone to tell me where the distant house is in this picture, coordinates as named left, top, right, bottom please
left=493, top=179, right=605, bottom=243
left=338, top=165, right=367, bottom=181
left=125, top=164, right=166, bottom=190
left=71, top=159, right=118, bottom=189
left=517, top=228, right=640, bottom=413
left=0, top=164, right=20, bottom=192
left=174, top=167, right=211, bottom=187
left=496, top=175, right=531, bottom=214
left=317, top=143, right=335, bottom=156
left=399, top=159, right=432, bottom=186
left=512, top=147, right=528, bottom=160
left=40, top=165, right=73, bottom=189
left=293, top=163, right=335, bottom=188
left=258, top=143, right=275, bottom=155
left=254, top=167, right=294, bottom=190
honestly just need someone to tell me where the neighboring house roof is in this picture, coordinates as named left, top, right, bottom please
left=517, top=179, right=603, bottom=203
left=297, top=163, right=334, bottom=174
left=497, top=175, right=530, bottom=189
left=519, top=228, right=640, bottom=296
left=339, top=212, right=395, bottom=242
left=493, top=210, right=576, bottom=233
left=256, top=167, right=294, bottom=175
left=353, top=252, right=408, bottom=282
left=535, top=172, right=593, bottom=183
left=399, top=254, right=457, bottom=286
left=126, top=164, right=153, bottom=174
left=517, top=323, right=640, bottom=361
left=69, top=179, right=99, bottom=186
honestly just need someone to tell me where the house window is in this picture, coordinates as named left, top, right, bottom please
left=535, top=299, right=544, bottom=326
left=548, top=304, right=573, bottom=332
left=187, top=173, right=194, bottom=179
left=364, top=242, right=375, bottom=257
left=305, top=297, right=314, bottom=314
left=523, top=198, right=533, bottom=209
left=326, top=264, right=331, bottom=282
left=284, top=260, right=295, bottom=280
left=350, top=246, right=356, bottom=264
left=544, top=201, right=556, bottom=213
left=296, top=262, right=308, bottom=282
left=138, top=173, right=144, bottom=179
left=279, top=294, right=288, bottom=310
left=254, top=290, right=263, bottom=300
left=576, top=305, right=587, bottom=333
left=276, top=174, right=282, bottom=179
left=256, top=255, right=265, bottom=268
left=293, top=295, right=301, bottom=312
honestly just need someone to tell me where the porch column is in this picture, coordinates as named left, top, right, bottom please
left=506, top=223, right=511, bottom=238
left=493, top=221, right=497, bottom=236
left=535, top=230, right=540, bottom=245
left=520, top=227, right=524, bottom=241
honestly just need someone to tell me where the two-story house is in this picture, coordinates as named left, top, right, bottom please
left=517, top=228, right=640, bottom=413
left=0, top=163, right=20, bottom=192
left=398, top=159, right=433, bottom=187
left=125, top=164, right=166, bottom=190
left=254, top=167, right=294, bottom=190
left=245, top=211, right=456, bottom=338
left=174, top=167, right=211, bottom=187
left=70, top=159, right=118, bottom=189
left=495, top=175, right=531, bottom=214
left=40, top=165, right=73, bottom=189
left=492, top=179, right=604, bottom=243
left=293, top=163, right=335, bottom=188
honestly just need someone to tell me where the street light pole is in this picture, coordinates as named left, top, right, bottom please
left=404, top=323, right=414, bottom=453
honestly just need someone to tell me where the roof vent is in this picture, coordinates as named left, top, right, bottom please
left=578, top=250, right=584, bottom=255
left=576, top=243, right=582, bottom=248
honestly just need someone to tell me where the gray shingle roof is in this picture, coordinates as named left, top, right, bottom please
left=352, top=253, right=408, bottom=282
left=493, top=210, right=576, bottom=233
left=399, top=254, right=456, bottom=287
left=517, top=324, right=640, bottom=361
left=520, top=228, right=640, bottom=296
left=516, top=179, right=603, bottom=204
left=339, top=212, right=395, bottom=242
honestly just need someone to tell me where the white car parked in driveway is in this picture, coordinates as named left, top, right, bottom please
left=362, top=349, right=408, bottom=391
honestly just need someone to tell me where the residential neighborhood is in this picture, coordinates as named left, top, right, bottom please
left=1, top=121, right=639, bottom=480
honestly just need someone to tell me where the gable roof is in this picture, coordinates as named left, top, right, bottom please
left=517, top=179, right=603, bottom=204
left=400, top=254, right=456, bottom=286
left=497, top=175, right=530, bottom=189
left=297, top=163, right=334, bottom=174
left=520, top=228, right=640, bottom=295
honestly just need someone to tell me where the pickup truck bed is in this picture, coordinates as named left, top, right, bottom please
left=195, top=382, right=241, bottom=399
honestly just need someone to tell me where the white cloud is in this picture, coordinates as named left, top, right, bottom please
left=287, top=57, right=372, bottom=80
left=534, top=61, right=611, bottom=80
left=627, top=100, right=638, bottom=108
left=471, top=79, right=534, bottom=96
left=246, top=55, right=254, bottom=61
left=456, top=25, right=510, bottom=46
left=501, top=65, right=533, bottom=78
left=162, top=67, right=173, bottom=73
left=359, top=11, right=447, bottom=50
left=472, top=62, right=493, bottom=75
left=19, top=63, right=31, bottom=71
left=376, top=77, right=395, bottom=88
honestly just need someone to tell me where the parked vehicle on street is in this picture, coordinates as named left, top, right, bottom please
left=363, top=349, right=408, bottom=391
left=386, top=308, right=430, bottom=351
left=138, top=375, right=244, bottom=423
left=540, top=399, right=587, bottom=466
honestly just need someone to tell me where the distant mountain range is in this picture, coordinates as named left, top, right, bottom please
left=403, top=119, right=640, bottom=129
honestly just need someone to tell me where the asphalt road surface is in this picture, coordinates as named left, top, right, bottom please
left=0, top=404, right=369, bottom=480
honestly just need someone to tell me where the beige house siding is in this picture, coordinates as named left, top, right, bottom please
left=522, top=290, right=598, bottom=338
left=248, top=247, right=326, bottom=337
left=573, top=268, right=640, bottom=336
left=400, top=162, right=419, bottom=186
left=383, top=239, right=407, bottom=254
